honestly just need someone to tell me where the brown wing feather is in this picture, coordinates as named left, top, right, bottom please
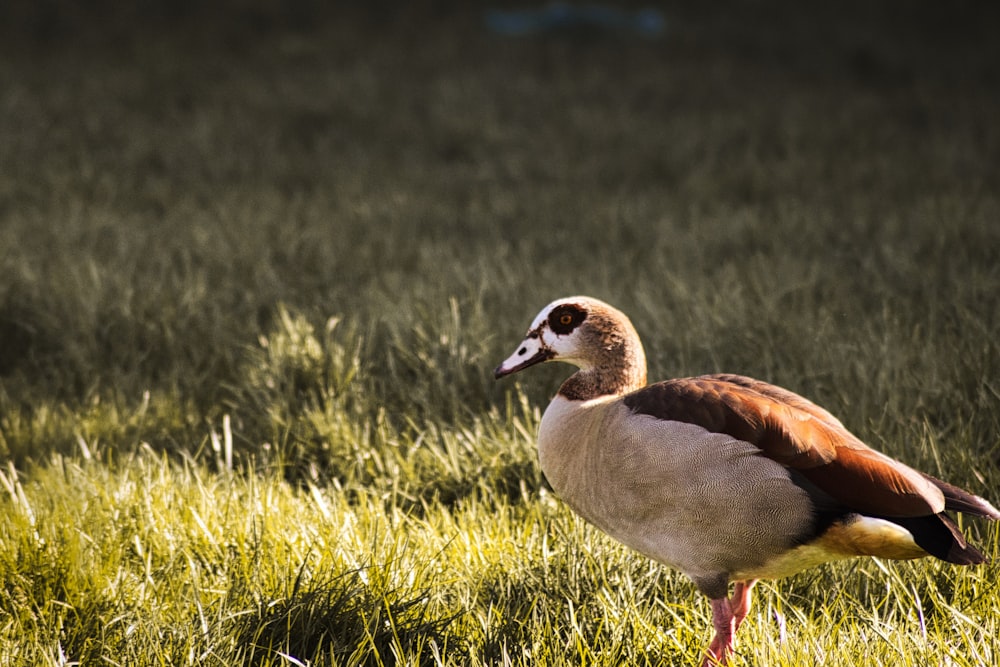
left=707, top=373, right=847, bottom=431
left=623, top=374, right=945, bottom=518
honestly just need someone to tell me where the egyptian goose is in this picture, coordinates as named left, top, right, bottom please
left=493, top=296, right=998, bottom=666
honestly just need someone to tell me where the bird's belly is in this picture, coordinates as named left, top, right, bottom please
left=538, top=398, right=820, bottom=580
left=731, top=542, right=852, bottom=580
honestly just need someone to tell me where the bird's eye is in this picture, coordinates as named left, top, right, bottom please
left=549, top=304, right=586, bottom=334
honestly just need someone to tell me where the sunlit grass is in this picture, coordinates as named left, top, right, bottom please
left=0, top=445, right=996, bottom=665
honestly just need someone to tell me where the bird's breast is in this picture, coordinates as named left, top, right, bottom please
left=537, top=396, right=821, bottom=579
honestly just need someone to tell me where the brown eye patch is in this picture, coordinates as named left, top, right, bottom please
left=548, top=304, right=587, bottom=335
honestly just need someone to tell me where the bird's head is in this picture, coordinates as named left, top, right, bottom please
left=493, top=296, right=647, bottom=395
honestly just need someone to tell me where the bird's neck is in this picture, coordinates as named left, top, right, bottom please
left=558, top=344, right=647, bottom=401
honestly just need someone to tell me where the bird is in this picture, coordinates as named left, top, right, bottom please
left=493, top=295, right=999, bottom=666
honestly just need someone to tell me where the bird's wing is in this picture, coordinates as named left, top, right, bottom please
left=623, top=374, right=945, bottom=518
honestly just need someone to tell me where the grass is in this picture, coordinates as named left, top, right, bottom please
left=1, top=0, right=999, bottom=664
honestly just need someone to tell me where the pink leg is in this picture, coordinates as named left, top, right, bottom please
left=730, top=579, right=757, bottom=632
left=702, top=598, right=735, bottom=666
left=700, top=580, right=757, bottom=667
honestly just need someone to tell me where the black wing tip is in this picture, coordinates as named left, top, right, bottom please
left=922, top=472, right=1000, bottom=520
left=944, top=541, right=989, bottom=566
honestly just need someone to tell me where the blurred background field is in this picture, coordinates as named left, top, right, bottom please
left=0, top=1, right=998, bottom=664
